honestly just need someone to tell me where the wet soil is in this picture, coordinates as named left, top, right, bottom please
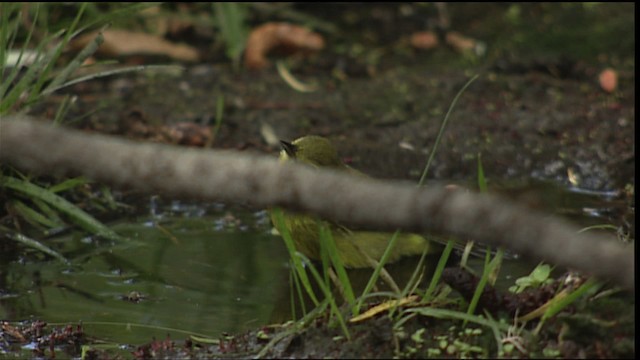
left=12, top=3, right=635, bottom=359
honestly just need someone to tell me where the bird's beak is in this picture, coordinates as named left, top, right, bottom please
left=280, top=140, right=297, bottom=158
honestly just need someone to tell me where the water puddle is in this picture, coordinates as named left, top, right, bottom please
left=1, top=199, right=289, bottom=349
left=0, top=179, right=630, bottom=353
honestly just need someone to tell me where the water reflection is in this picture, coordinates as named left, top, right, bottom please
left=1, top=202, right=290, bottom=345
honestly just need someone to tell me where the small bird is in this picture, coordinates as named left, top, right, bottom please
left=270, top=135, right=442, bottom=269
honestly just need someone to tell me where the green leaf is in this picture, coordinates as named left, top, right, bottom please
left=531, top=264, right=552, bottom=283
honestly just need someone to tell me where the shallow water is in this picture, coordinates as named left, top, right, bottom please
left=0, top=180, right=629, bottom=354
left=1, top=200, right=290, bottom=349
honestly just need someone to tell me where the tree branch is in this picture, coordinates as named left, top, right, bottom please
left=0, top=116, right=634, bottom=289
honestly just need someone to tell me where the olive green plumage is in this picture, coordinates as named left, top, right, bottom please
left=271, top=136, right=441, bottom=268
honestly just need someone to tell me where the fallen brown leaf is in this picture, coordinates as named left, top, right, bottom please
left=409, top=31, right=440, bottom=50
left=244, top=22, right=325, bottom=70
left=445, top=31, right=478, bottom=53
left=70, top=29, right=200, bottom=62
left=162, top=122, right=212, bottom=146
left=598, top=68, right=617, bottom=93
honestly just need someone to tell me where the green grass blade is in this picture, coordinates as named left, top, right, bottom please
left=423, top=239, right=455, bottom=301
left=418, top=74, right=480, bottom=186
left=356, top=230, right=400, bottom=311
left=32, top=197, right=64, bottom=225
left=302, top=256, right=351, bottom=340
left=42, top=27, right=105, bottom=96
left=465, top=247, right=493, bottom=321
left=289, top=267, right=306, bottom=319
left=213, top=2, right=248, bottom=68
left=0, top=4, right=18, bottom=67
left=533, top=278, right=600, bottom=335
left=487, top=248, right=505, bottom=286
left=543, top=278, right=598, bottom=321
left=401, top=246, right=430, bottom=296
left=477, top=152, right=488, bottom=193
left=48, top=177, right=91, bottom=193
left=0, top=3, right=35, bottom=98
left=27, top=3, right=88, bottom=103
left=0, top=32, right=63, bottom=113
left=11, top=200, right=63, bottom=229
left=406, top=306, right=509, bottom=332
left=319, top=223, right=356, bottom=308
left=271, top=208, right=319, bottom=305
left=1, top=175, right=122, bottom=242
left=42, top=65, right=184, bottom=95
left=2, top=227, right=69, bottom=264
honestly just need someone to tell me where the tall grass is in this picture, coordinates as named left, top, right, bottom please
left=1, top=2, right=160, bottom=254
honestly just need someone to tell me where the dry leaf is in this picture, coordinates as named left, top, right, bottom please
left=162, top=122, right=212, bottom=146
left=244, top=22, right=325, bottom=70
left=598, top=68, right=617, bottom=93
left=276, top=60, right=318, bottom=92
left=70, top=29, right=200, bottom=62
left=445, top=31, right=478, bottom=53
left=410, top=31, right=440, bottom=50
left=1, top=322, right=27, bottom=343
left=350, top=295, right=419, bottom=323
